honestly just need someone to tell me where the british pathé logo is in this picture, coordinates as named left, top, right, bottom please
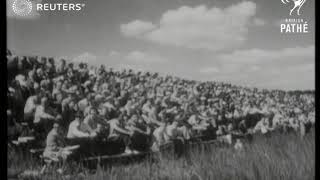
left=12, top=0, right=33, bottom=16
left=280, top=0, right=309, bottom=33
left=280, top=18, right=308, bottom=33
left=281, top=0, right=307, bottom=16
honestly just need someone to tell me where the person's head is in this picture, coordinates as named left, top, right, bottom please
left=36, top=68, right=43, bottom=76
left=60, top=59, right=66, bottom=66
left=69, top=101, right=76, bottom=109
left=68, top=63, right=74, bottom=69
left=131, top=114, right=138, bottom=122
left=99, top=107, right=107, bottom=116
left=56, top=81, right=62, bottom=89
left=86, top=93, right=93, bottom=101
left=89, top=108, right=98, bottom=116
left=33, top=94, right=40, bottom=104
left=114, top=99, right=120, bottom=107
left=40, top=57, right=47, bottom=65
left=75, top=112, right=83, bottom=122
left=7, top=109, right=12, bottom=117
left=171, top=121, right=178, bottom=128
left=53, top=123, right=62, bottom=134
left=48, top=57, right=55, bottom=65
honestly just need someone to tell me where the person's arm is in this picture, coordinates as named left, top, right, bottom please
left=149, top=117, right=163, bottom=126
left=166, top=106, right=177, bottom=113
left=192, top=125, right=207, bottom=130
left=70, top=123, right=90, bottom=138
left=198, top=115, right=209, bottom=121
left=252, top=121, right=262, bottom=133
left=39, top=109, right=56, bottom=120
left=129, top=125, right=148, bottom=135
left=111, top=120, right=132, bottom=136
left=113, top=125, right=132, bottom=136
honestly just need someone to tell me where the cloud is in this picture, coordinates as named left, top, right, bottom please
left=199, top=67, right=220, bottom=74
left=121, top=20, right=156, bottom=37
left=72, top=52, right=98, bottom=65
left=199, top=46, right=315, bottom=90
left=217, top=46, right=314, bottom=65
left=121, top=1, right=260, bottom=51
left=108, top=50, right=120, bottom=57
left=253, top=18, right=266, bottom=26
left=125, top=51, right=167, bottom=63
left=7, top=0, right=41, bottom=20
left=114, top=64, right=145, bottom=72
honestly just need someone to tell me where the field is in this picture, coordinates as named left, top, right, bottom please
left=8, top=129, right=315, bottom=180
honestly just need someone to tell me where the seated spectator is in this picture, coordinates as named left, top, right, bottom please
left=43, top=123, right=70, bottom=162
left=81, top=108, right=100, bottom=136
left=126, top=114, right=151, bottom=152
left=67, top=113, right=90, bottom=139
left=42, top=123, right=78, bottom=174
left=108, top=115, right=134, bottom=154
left=34, top=97, right=58, bottom=137
left=24, top=95, right=40, bottom=123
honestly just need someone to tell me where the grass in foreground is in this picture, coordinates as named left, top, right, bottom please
left=8, top=129, right=315, bottom=180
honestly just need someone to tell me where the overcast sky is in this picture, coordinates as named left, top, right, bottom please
left=7, top=0, right=315, bottom=90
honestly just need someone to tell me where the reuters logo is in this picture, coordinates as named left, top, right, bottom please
left=12, top=0, right=33, bottom=16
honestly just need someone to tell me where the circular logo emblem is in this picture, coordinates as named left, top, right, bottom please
left=12, top=0, right=33, bottom=16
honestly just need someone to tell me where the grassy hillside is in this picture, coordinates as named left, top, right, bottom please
left=8, top=129, right=315, bottom=180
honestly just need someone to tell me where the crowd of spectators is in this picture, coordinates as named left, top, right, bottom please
left=7, top=49, right=315, bottom=159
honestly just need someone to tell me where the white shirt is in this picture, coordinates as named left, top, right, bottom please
left=24, top=96, right=37, bottom=115
left=108, top=119, right=120, bottom=137
left=67, top=120, right=90, bottom=138
left=187, top=115, right=198, bottom=126
left=34, top=105, right=55, bottom=123
left=165, top=124, right=178, bottom=141
left=253, top=120, right=268, bottom=134
left=153, top=125, right=167, bottom=145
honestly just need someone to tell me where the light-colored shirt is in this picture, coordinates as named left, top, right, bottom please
left=34, top=105, right=55, bottom=123
left=253, top=120, right=268, bottom=134
left=44, top=129, right=60, bottom=152
left=165, top=124, right=178, bottom=141
left=187, top=115, right=198, bottom=126
left=108, top=119, right=121, bottom=137
left=24, top=96, right=37, bottom=116
left=153, top=125, right=167, bottom=145
left=83, top=115, right=98, bottom=133
left=67, top=120, right=90, bottom=138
